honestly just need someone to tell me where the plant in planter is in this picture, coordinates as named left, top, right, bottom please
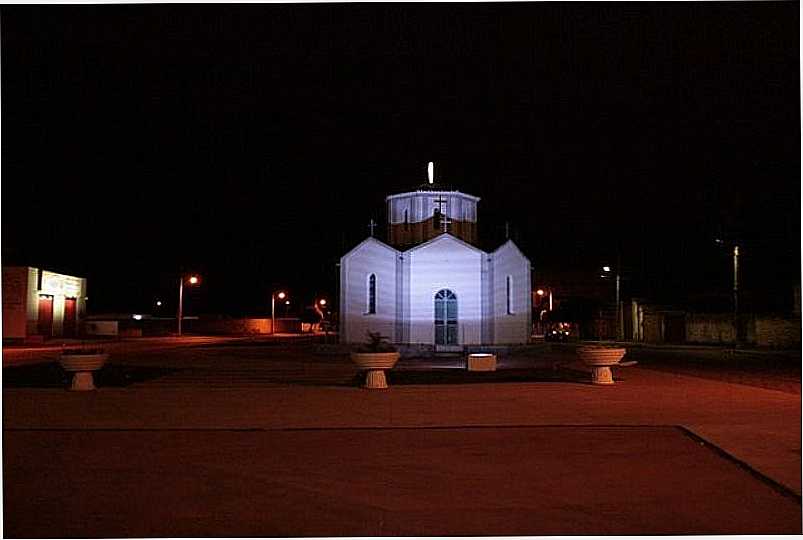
left=349, top=332, right=400, bottom=389
left=59, top=344, right=109, bottom=391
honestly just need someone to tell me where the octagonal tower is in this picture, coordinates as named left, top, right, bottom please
left=386, top=179, right=480, bottom=249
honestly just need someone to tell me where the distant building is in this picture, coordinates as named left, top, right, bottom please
left=2, top=267, right=87, bottom=340
left=340, top=166, right=531, bottom=346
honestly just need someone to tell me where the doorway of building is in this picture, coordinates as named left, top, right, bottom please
left=37, top=295, right=54, bottom=337
left=63, top=297, right=77, bottom=337
left=434, top=289, right=458, bottom=345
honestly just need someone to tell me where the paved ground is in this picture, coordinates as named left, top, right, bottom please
left=3, top=337, right=801, bottom=536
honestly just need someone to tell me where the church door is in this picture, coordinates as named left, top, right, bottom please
left=434, top=289, right=458, bottom=345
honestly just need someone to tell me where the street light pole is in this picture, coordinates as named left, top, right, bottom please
left=177, top=277, right=184, bottom=337
left=616, top=267, right=622, bottom=341
left=177, top=275, right=199, bottom=337
left=272, top=293, right=280, bottom=335
left=733, top=244, right=740, bottom=345
left=271, top=291, right=286, bottom=335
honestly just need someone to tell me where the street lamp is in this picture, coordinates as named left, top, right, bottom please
left=535, top=288, right=553, bottom=311
left=271, top=291, right=287, bottom=335
left=177, top=274, right=200, bottom=337
left=716, top=238, right=741, bottom=345
left=602, top=262, right=622, bottom=341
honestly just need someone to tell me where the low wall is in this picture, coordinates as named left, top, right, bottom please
left=186, top=318, right=303, bottom=335
left=84, top=320, right=119, bottom=336
left=755, top=317, right=801, bottom=348
left=187, top=318, right=271, bottom=335
left=686, top=314, right=735, bottom=344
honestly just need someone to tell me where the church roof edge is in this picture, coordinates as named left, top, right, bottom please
left=340, top=236, right=400, bottom=261
left=403, top=232, right=486, bottom=256
left=491, top=239, right=531, bottom=263
left=385, top=190, right=480, bottom=202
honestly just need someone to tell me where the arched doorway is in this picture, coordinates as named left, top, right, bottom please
left=434, top=289, right=458, bottom=345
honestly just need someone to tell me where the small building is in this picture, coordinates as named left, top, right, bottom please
left=340, top=168, right=532, bottom=347
left=2, top=267, right=87, bottom=340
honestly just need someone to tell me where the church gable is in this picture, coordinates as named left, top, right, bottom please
left=406, top=233, right=485, bottom=345
left=339, top=237, right=399, bottom=343
left=491, top=239, right=532, bottom=344
left=341, top=237, right=398, bottom=262
left=492, top=239, right=530, bottom=264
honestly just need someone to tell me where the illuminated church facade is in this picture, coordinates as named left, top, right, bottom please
left=339, top=165, right=531, bottom=346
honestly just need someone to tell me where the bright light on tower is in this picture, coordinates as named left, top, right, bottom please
left=277, top=292, right=286, bottom=300
left=536, top=289, right=545, bottom=296
left=188, top=276, right=199, bottom=284
left=602, top=266, right=611, bottom=272
left=319, top=299, right=327, bottom=306
left=428, top=161, right=434, bottom=184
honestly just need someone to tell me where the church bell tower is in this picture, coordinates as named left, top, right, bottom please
left=385, top=162, right=479, bottom=249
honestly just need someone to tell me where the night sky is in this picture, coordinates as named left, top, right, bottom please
left=2, top=3, right=800, bottom=316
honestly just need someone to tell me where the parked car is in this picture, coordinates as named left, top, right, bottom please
left=544, top=322, right=576, bottom=342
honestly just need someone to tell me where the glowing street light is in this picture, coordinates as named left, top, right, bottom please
left=318, top=298, right=327, bottom=307
left=536, top=288, right=553, bottom=311
left=177, top=274, right=200, bottom=337
left=271, top=291, right=287, bottom=335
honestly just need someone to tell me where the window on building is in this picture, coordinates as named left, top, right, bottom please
left=367, top=274, right=376, bottom=314
left=506, top=275, right=513, bottom=315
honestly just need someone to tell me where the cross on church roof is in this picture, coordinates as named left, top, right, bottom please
left=440, top=214, right=452, bottom=233
left=433, top=195, right=448, bottom=213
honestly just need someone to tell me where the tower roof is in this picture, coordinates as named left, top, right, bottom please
left=414, top=181, right=460, bottom=192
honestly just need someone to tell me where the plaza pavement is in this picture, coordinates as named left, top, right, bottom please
left=3, top=337, right=801, bottom=536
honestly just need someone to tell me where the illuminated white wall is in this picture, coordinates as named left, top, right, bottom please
left=340, top=238, right=399, bottom=343
left=407, top=235, right=483, bottom=344
left=340, top=234, right=531, bottom=346
left=491, top=241, right=532, bottom=344
left=386, top=191, right=479, bottom=224
left=1, top=267, right=87, bottom=339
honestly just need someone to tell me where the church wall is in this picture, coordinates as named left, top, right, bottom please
left=407, top=236, right=483, bottom=345
left=340, top=239, right=398, bottom=344
left=492, top=242, right=532, bottom=344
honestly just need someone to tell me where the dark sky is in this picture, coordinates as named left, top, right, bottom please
left=2, top=3, right=800, bottom=315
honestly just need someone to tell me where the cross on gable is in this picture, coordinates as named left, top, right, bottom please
left=440, top=214, right=452, bottom=233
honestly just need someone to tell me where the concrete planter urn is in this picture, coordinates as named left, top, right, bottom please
left=58, top=350, right=109, bottom=391
left=349, top=351, right=401, bottom=389
left=350, top=332, right=400, bottom=389
left=576, top=346, right=627, bottom=385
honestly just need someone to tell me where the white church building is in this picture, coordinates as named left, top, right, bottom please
left=339, top=164, right=532, bottom=347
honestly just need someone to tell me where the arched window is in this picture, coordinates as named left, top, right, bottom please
left=434, top=289, right=458, bottom=345
left=506, top=275, right=513, bottom=315
left=367, top=274, right=376, bottom=314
